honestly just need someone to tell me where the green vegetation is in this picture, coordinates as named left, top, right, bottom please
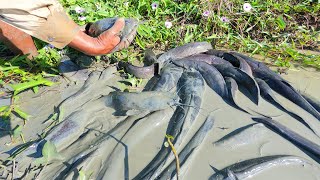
left=0, top=0, right=319, bottom=133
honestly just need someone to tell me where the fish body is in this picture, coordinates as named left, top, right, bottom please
left=58, top=56, right=89, bottom=82
left=256, top=78, right=318, bottom=135
left=210, top=155, right=320, bottom=180
left=222, top=53, right=253, bottom=77
left=225, top=77, right=249, bottom=113
left=252, top=117, right=320, bottom=161
left=133, top=70, right=206, bottom=180
left=86, top=18, right=139, bottom=52
left=118, top=61, right=155, bottom=79
left=213, top=123, right=267, bottom=149
left=157, top=42, right=213, bottom=65
left=152, top=63, right=184, bottom=92
left=104, top=91, right=179, bottom=115
left=302, top=93, right=320, bottom=113
left=156, top=115, right=214, bottom=180
left=177, top=54, right=231, bottom=66
left=213, top=64, right=260, bottom=105
left=171, top=59, right=227, bottom=98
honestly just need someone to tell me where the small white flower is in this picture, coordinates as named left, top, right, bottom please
left=165, top=21, right=173, bottom=29
left=95, top=3, right=101, bottom=10
left=78, top=16, right=86, bottom=21
left=151, top=2, right=159, bottom=10
left=44, top=44, right=54, bottom=50
left=124, top=2, right=129, bottom=7
left=202, top=10, right=211, bottom=17
left=243, top=3, right=252, bottom=12
left=75, top=6, right=85, bottom=14
left=220, top=16, right=229, bottom=23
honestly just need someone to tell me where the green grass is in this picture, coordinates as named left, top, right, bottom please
left=61, top=0, right=320, bottom=67
left=0, top=0, right=320, bottom=132
left=1, top=0, right=320, bottom=85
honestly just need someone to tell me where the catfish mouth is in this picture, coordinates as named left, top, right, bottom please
left=85, top=22, right=93, bottom=35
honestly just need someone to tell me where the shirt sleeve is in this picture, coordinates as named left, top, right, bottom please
left=0, top=0, right=80, bottom=49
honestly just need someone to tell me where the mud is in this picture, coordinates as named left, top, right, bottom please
left=0, top=50, right=320, bottom=180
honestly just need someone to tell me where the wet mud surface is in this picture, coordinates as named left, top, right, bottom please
left=0, top=45, right=320, bottom=180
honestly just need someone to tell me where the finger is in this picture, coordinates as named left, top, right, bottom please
left=108, top=18, right=125, bottom=35
left=112, top=28, right=137, bottom=52
left=125, top=27, right=138, bottom=44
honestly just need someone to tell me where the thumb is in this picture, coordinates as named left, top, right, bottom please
left=108, top=18, right=125, bottom=35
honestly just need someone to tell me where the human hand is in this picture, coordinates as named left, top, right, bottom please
left=86, top=17, right=138, bottom=53
left=110, top=22, right=137, bottom=53
left=95, top=18, right=125, bottom=54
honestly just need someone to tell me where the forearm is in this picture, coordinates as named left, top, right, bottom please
left=68, top=19, right=124, bottom=56
left=68, top=31, right=105, bottom=56
left=0, top=0, right=80, bottom=49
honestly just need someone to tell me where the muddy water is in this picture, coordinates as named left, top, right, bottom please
left=0, top=65, right=320, bottom=179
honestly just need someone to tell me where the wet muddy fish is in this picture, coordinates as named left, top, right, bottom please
left=225, top=77, right=249, bottom=113
left=154, top=115, right=214, bottom=180
left=174, top=70, right=205, bottom=145
left=213, top=64, right=260, bottom=105
left=252, top=117, right=320, bottom=161
left=58, top=56, right=89, bottom=82
left=213, top=123, right=267, bottom=149
left=256, top=78, right=318, bottom=136
left=96, top=109, right=174, bottom=180
left=171, top=59, right=228, bottom=98
left=144, top=48, right=158, bottom=66
left=209, top=155, right=320, bottom=180
left=264, top=78, right=320, bottom=121
left=177, top=54, right=232, bottom=66
left=117, top=49, right=159, bottom=79
left=57, top=67, right=117, bottom=121
left=221, top=53, right=253, bottom=77
left=205, top=50, right=253, bottom=77
left=148, top=70, right=205, bottom=178
left=133, top=70, right=205, bottom=180
left=104, top=91, right=179, bottom=116
left=118, top=61, right=155, bottom=79
left=231, top=52, right=320, bottom=120
left=157, top=42, right=213, bottom=65
left=152, top=63, right=184, bottom=92
left=86, top=18, right=139, bottom=52
left=302, top=93, right=320, bottom=113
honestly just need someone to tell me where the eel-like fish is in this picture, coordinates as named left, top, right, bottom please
left=252, top=117, right=320, bottom=161
left=221, top=53, right=253, bottom=77
left=144, top=48, right=158, bottom=66
left=205, top=50, right=253, bottom=77
left=171, top=59, right=228, bottom=98
left=213, top=123, right=268, bottom=149
left=152, top=63, right=184, bottom=92
left=154, top=115, right=214, bottom=180
left=117, top=49, right=159, bottom=79
left=209, top=155, right=320, bottom=180
left=265, top=78, right=320, bottom=121
left=213, top=64, right=260, bottom=105
left=86, top=18, right=139, bottom=52
left=104, top=91, right=179, bottom=116
left=302, top=93, right=320, bottom=113
left=157, top=42, right=213, bottom=65
left=176, top=54, right=232, bottom=66
left=256, top=78, right=319, bottom=136
left=58, top=56, right=89, bottom=82
left=133, top=70, right=205, bottom=180
left=57, top=67, right=117, bottom=121
left=147, top=70, right=205, bottom=178
left=225, top=77, right=249, bottom=113
left=231, top=52, right=320, bottom=120
left=118, top=61, right=155, bottom=79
